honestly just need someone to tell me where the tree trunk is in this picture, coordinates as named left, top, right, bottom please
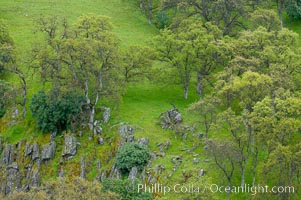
left=252, top=148, right=258, bottom=186
left=85, top=80, right=93, bottom=131
left=277, top=0, right=284, bottom=29
left=184, top=86, right=188, bottom=100
left=196, top=70, right=202, bottom=99
left=148, top=0, right=153, bottom=25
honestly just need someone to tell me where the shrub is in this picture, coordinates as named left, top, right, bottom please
left=115, top=142, right=150, bottom=172
left=30, top=90, right=85, bottom=133
left=102, top=178, right=152, bottom=200
left=286, top=0, right=301, bottom=19
left=155, top=11, right=170, bottom=29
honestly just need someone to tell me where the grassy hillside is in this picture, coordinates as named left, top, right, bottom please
left=1, top=1, right=301, bottom=200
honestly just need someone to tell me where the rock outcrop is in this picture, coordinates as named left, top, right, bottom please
left=62, top=136, right=77, bottom=159
left=42, top=142, right=56, bottom=162
left=159, top=107, right=183, bottom=129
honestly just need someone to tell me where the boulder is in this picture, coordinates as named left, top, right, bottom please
left=41, top=142, right=56, bottom=161
left=62, top=136, right=77, bottom=158
left=97, top=137, right=104, bottom=145
left=159, top=107, right=183, bottom=129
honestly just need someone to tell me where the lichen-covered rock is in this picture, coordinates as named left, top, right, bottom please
left=31, top=142, right=40, bottom=161
left=30, top=169, right=40, bottom=187
left=62, top=136, right=77, bottom=158
left=41, top=142, right=56, bottom=161
left=24, top=144, right=32, bottom=158
left=1, top=144, right=14, bottom=166
left=6, top=163, right=21, bottom=195
left=159, top=107, right=183, bottom=129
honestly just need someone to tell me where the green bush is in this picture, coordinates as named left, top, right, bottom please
left=286, top=0, right=301, bottom=19
left=102, top=178, right=152, bottom=200
left=155, top=11, right=170, bottom=29
left=30, top=90, right=85, bottom=133
left=115, top=142, right=150, bottom=172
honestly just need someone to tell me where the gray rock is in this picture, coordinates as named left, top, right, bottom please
left=101, top=107, right=111, bottom=123
left=1, top=144, right=14, bottom=166
left=96, top=159, right=101, bottom=171
left=172, top=156, right=182, bottom=164
left=153, top=164, right=165, bottom=175
left=137, top=138, right=149, bottom=146
left=94, top=126, right=103, bottom=135
left=182, top=133, right=188, bottom=140
left=30, top=169, right=40, bottom=187
left=98, top=137, right=104, bottom=145
left=119, top=125, right=134, bottom=143
left=6, top=163, right=21, bottom=195
left=127, top=135, right=135, bottom=142
left=159, top=108, right=183, bottom=129
left=199, top=169, right=205, bottom=176
left=62, top=136, right=77, bottom=158
left=140, top=169, right=146, bottom=182
left=165, top=140, right=171, bottom=150
left=109, top=164, right=121, bottom=179
left=147, top=174, right=156, bottom=184
left=41, top=142, right=56, bottom=161
left=80, top=156, right=86, bottom=179
left=128, top=167, right=138, bottom=182
left=100, top=171, right=107, bottom=182
left=193, top=158, right=200, bottom=164
left=24, top=144, right=32, bottom=157
left=198, top=132, right=204, bottom=139
left=31, top=142, right=40, bottom=161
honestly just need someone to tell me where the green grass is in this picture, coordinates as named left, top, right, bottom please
left=2, top=1, right=301, bottom=199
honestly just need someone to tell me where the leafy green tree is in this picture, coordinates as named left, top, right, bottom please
left=206, top=139, right=237, bottom=200
left=63, top=15, right=122, bottom=132
left=154, top=19, right=223, bottom=99
left=250, top=9, right=281, bottom=31
left=0, top=19, right=27, bottom=119
left=115, top=142, right=150, bottom=172
left=121, top=45, right=155, bottom=82
left=285, top=0, right=301, bottom=19
left=30, top=90, right=85, bottom=133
